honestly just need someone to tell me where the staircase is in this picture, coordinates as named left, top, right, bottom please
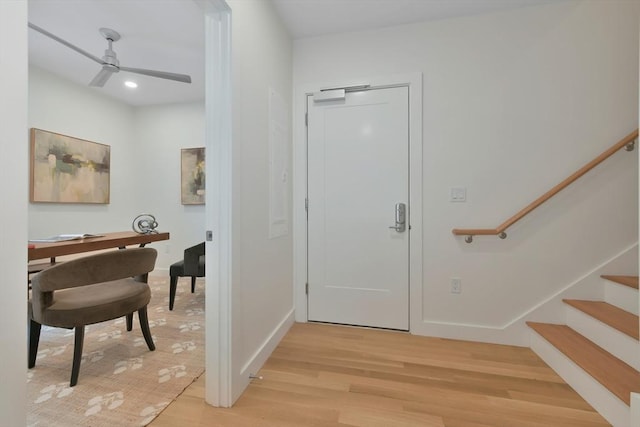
left=527, top=275, right=640, bottom=427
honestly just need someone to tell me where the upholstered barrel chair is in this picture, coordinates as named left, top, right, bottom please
left=28, top=247, right=158, bottom=386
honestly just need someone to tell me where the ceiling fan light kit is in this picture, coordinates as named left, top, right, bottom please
left=28, top=22, right=192, bottom=88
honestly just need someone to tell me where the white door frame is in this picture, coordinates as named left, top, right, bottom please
left=198, top=0, right=232, bottom=407
left=293, top=73, right=423, bottom=331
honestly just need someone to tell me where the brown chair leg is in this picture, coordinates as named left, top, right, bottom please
left=138, top=307, right=155, bottom=351
left=191, top=276, right=196, bottom=293
left=126, top=313, right=133, bottom=331
left=169, top=275, right=178, bottom=310
left=28, top=319, right=41, bottom=368
left=70, top=325, right=85, bottom=387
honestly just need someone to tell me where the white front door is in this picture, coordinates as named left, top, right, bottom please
left=307, top=86, right=409, bottom=330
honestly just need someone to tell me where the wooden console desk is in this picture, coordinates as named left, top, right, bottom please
left=29, top=231, right=170, bottom=261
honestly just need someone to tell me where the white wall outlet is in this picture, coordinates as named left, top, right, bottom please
left=450, top=187, right=466, bottom=202
left=451, top=277, right=462, bottom=294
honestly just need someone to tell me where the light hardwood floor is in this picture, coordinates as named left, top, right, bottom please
left=150, top=322, right=609, bottom=426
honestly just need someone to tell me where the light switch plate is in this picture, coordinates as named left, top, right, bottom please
left=450, top=187, right=466, bottom=202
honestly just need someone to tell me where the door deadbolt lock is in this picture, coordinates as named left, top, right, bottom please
left=388, top=203, right=406, bottom=232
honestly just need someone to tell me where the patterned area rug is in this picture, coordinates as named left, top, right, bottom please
left=27, top=276, right=205, bottom=427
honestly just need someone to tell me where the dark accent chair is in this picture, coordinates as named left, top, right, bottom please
left=28, top=248, right=158, bottom=387
left=169, top=242, right=205, bottom=310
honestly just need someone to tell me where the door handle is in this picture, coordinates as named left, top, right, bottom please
left=388, top=203, right=406, bottom=232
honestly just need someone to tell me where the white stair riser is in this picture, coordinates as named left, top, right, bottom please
left=604, top=282, right=639, bottom=316
left=565, top=306, right=640, bottom=371
left=530, top=331, right=630, bottom=427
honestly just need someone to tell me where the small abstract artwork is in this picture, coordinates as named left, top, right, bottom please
left=30, top=128, right=110, bottom=204
left=181, top=147, right=205, bottom=205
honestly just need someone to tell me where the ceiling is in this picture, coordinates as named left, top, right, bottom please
left=270, top=0, right=559, bottom=39
left=28, top=0, right=560, bottom=107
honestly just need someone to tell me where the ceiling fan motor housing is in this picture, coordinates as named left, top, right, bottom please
left=102, top=48, right=120, bottom=69
left=99, top=28, right=121, bottom=69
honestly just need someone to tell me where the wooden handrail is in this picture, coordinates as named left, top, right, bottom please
left=453, top=129, right=638, bottom=242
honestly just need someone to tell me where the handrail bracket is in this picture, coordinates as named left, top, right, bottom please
left=625, top=138, right=636, bottom=152
left=463, top=232, right=505, bottom=243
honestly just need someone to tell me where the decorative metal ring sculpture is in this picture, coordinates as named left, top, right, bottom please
left=132, top=214, right=158, bottom=234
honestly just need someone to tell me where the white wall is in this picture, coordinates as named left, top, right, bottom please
left=226, top=0, right=294, bottom=402
left=0, top=1, right=28, bottom=425
left=294, top=1, right=639, bottom=345
left=134, top=102, right=206, bottom=269
left=28, top=66, right=206, bottom=270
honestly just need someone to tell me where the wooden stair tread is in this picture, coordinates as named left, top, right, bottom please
left=527, top=322, right=640, bottom=406
left=563, top=299, right=639, bottom=340
left=601, top=275, right=639, bottom=290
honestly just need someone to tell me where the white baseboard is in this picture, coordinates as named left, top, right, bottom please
left=412, top=243, right=638, bottom=347
left=413, top=274, right=605, bottom=347
left=414, top=319, right=528, bottom=346
left=232, top=308, right=295, bottom=403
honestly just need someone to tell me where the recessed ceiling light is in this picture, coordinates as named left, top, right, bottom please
left=124, top=81, right=138, bottom=89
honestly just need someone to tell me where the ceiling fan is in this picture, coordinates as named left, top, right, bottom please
left=28, top=22, right=192, bottom=88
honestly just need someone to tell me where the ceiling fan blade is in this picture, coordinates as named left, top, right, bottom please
left=28, top=22, right=103, bottom=65
left=119, top=66, right=192, bottom=84
left=89, top=68, right=114, bottom=87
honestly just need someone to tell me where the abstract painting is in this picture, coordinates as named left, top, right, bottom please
left=30, top=128, right=110, bottom=204
left=181, top=147, right=205, bottom=205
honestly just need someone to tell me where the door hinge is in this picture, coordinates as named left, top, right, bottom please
left=305, top=282, right=309, bottom=295
left=305, top=112, right=308, bottom=127
left=305, top=198, right=309, bottom=212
